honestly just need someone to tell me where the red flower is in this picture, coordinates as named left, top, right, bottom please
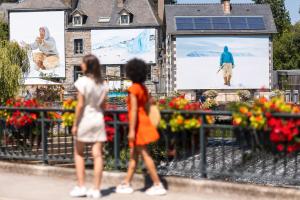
left=169, top=101, right=175, bottom=108
left=277, top=144, right=284, bottom=152
left=265, top=112, right=271, bottom=118
left=270, top=131, right=285, bottom=142
left=159, top=99, right=166, bottom=105
left=104, top=115, right=113, bottom=122
left=105, top=125, right=115, bottom=142
left=119, top=114, right=128, bottom=122
left=287, top=145, right=298, bottom=153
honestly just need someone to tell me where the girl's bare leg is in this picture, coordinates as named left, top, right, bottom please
left=92, top=142, right=104, bottom=189
left=124, top=147, right=139, bottom=184
left=74, top=141, right=85, bottom=187
left=140, top=146, right=160, bottom=185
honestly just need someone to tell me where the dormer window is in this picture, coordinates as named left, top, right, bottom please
left=119, top=9, right=133, bottom=25
left=120, top=14, right=130, bottom=25
left=73, top=15, right=82, bottom=26
left=71, top=9, right=87, bottom=26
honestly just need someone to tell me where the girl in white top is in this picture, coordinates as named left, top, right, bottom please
left=70, top=54, right=108, bottom=199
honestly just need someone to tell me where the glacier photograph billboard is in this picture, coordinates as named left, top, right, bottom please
left=91, top=29, right=156, bottom=65
left=176, top=36, right=270, bottom=90
left=10, top=11, right=66, bottom=78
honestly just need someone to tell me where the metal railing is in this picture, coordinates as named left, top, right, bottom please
left=0, top=107, right=300, bottom=186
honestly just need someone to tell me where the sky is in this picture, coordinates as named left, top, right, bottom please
left=177, top=0, right=300, bottom=24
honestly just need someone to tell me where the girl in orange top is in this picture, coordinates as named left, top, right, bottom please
left=116, top=59, right=167, bottom=196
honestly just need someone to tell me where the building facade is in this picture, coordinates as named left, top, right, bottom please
left=3, top=0, right=278, bottom=97
left=165, top=1, right=277, bottom=96
left=7, top=0, right=166, bottom=95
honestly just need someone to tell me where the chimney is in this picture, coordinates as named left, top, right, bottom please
left=117, top=0, right=125, bottom=8
left=63, top=0, right=78, bottom=9
left=158, top=0, right=164, bottom=23
left=222, top=0, right=231, bottom=14
left=62, top=0, right=72, bottom=7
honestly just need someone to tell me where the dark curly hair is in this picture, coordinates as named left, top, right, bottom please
left=126, top=58, right=147, bottom=83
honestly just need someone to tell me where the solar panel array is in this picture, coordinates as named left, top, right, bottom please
left=176, top=16, right=266, bottom=31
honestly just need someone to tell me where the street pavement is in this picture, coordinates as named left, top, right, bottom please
left=0, top=171, right=272, bottom=200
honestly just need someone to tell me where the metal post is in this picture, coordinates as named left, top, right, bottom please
left=41, top=111, right=48, bottom=165
left=200, top=115, right=207, bottom=178
left=113, top=113, right=120, bottom=170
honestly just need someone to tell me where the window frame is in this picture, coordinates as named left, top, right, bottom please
left=120, top=14, right=130, bottom=25
left=74, top=38, right=84, bottom=55
left=73, top=15, right=82, bottom=26
left=74, top=65, right=83, bottom=82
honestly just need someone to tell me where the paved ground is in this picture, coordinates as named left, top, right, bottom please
left=0, top=171, right=275, bottom=200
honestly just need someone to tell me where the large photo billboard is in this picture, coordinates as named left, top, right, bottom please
left=91, top=29, right=156, bottom=64
left=10, top=11, right=65, bottom=78
left=176, top=36, right=270, bottom=90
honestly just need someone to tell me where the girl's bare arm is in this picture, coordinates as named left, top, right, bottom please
left=128, top=93, right=138, bottom=141
left=72, top=92, right=85, bottom=135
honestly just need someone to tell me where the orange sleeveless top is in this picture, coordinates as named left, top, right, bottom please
left=127, top=83, right=160, bottom=147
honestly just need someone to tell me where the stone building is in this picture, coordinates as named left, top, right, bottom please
left=7, top=0, right=166, bottom=94
left=165, top=0, right=277, bottom=98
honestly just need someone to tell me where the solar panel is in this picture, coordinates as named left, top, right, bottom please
left=213, top=23, right=230, bottom=29
left=176, top=17, right=193, bottom=24
left=247, top=17, right=265, bottom=29
left=194, top=23, right=212, bottom=30
left=194, top=17, right=211, bottom=23
left=176, top=23, right=194, bottom=30
left=212, top=17, right=228, bottom=24
left=229, top=17, right=247, bottom=24
left=175, top=16, right=265, bottom=31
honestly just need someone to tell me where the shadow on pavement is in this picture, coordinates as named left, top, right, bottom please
left=101, top=187, right=116, bottom=197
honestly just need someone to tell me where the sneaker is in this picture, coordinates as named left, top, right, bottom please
left=70, top=186, right=87, bottom=197
left=87, top=188, right=101, bottom=199
left=116, top=183, right=134, bottom=194
left=145, top=183, right=167, bottom=196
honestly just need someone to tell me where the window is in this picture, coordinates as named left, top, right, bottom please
left=120, top=14, right=130, bottom=25
left=74, top=66, right=83, bottom=81
left=121, top=65, right=126, bottom=78
left=146, top=65, right=151, bottom=81
left=98, top=17, right=111, bottom=23
left=73, top=15, right=82, bottom=26
left=74, top=39, right=83, bottom=54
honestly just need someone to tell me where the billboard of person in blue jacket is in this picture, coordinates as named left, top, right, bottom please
left=220, top=46, right=234, bottom=86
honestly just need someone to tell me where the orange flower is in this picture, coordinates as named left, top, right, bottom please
left=239, top=106, right=248, bottom=114
left=259, top=97, right=268, bottom=104
left=255, top=115, right=263, bottom=122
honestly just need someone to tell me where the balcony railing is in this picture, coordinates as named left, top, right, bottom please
left=1, top=107, right=300, bottom=186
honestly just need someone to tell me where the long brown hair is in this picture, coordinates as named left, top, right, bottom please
left=82, top=54, right=103, bottom=84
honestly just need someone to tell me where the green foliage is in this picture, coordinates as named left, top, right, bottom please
left=0, top=41, right=29, bottom=72
left=252, top=0, right=291, bottom=35
left=0, top=21, right=8, bottom=41
left=0, top=41, right=29, bottom=101
left=273, top=23, right=300, bottom=70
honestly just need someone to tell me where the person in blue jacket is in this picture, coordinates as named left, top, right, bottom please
left=220, top=46, right=234, bottom=86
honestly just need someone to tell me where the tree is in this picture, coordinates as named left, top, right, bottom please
left=0, top=41, right=29, bottom=101
left=252, top=0, right=291, bottom=35
left=273, top=23, right=300, bottom=70
left=0, top=21, right=8, bottom=41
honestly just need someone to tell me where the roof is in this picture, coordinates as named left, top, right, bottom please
left=165, top=3, right=277, bottom=35
left=67, top=0, right=160, bottom=29
left=71, top=8, right=86, bottom=16
left=11, top=0, right=69, bottom=10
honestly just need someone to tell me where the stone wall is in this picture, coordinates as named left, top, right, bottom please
left=64, top=30, right=91, bottom=91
